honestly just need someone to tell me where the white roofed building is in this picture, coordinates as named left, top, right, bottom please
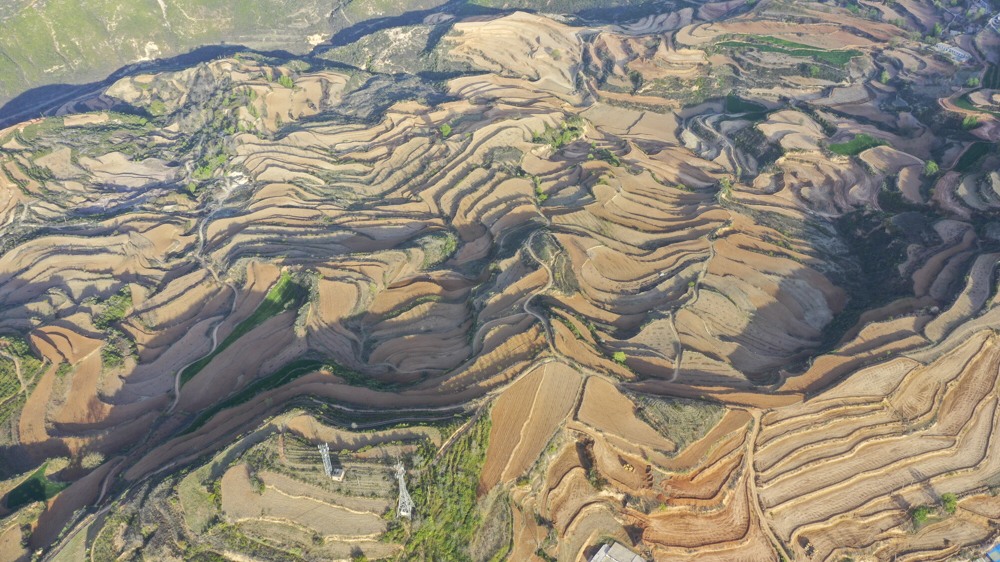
left=588, top=542, right=647, bottom=562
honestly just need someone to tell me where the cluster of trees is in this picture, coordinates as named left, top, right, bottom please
left=912, top=493, right=958, bottom=526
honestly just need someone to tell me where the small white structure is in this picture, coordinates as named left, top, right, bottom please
left=318, top=443, right=345, bottom=481
left=934, top=43, right=972, bottom=63
left=588, top=542, right=647, bottom=562
left=990, top=13, right=1000, bottom=31
left=395, top=461, right=414, bottom=518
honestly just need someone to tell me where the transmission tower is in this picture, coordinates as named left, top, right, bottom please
left=395, top=461, right=414, bottom=518
left=319, top=443, right=333, bottom=477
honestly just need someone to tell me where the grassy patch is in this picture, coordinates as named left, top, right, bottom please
left=632, top=394, right=727, bottom=452
left=0, top=337, right=39, bottom=396
left=985, top=65, right=1000, bottom=89
left=325, top=361, right=399, bottom=391
left=177, top=464, right=219, bottom=534
left=717, top=36, right=862, bottom=66
left=180, top=359, right=322, bottom=436
left=533, top=116, right=585, bottom=150
left=6, top=462, right=69, bottom=510
left=954, top=93, right=1000, bottom=117
left=828, top=133, right=887, bottom=156
left=180, top=272, right=303, bottom=387
left=725, top=92, right=766, bottom=113
left=403, top=414, right=491, bottom=560
left=93, top=287, right=132, bottom=330
left=954, top=142, right=994, bottom=172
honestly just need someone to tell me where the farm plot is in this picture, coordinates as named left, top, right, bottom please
left=757, top=330, right=1000, bottom=560
left=480, top=362, right=581, bottom=492
left=577, top=378, right=676, bottom=454
left=221, top=464, right=386, bottom=538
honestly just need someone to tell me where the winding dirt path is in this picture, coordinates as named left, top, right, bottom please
left=522, top=230, right=556, bottom=352
left=168, top=176, right=243, bottom=412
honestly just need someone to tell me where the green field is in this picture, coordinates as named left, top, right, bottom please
left=828, top=133, right=887, bottom=156
left=954, top=142, right=994, bottom=172
left=984, top=65, right=1000, bottom=89
left=0, top=0, right=333, bottom=107
left=180, top=272, right=303, bottom=387
left=400, top=414, right=491, bottom=559
left=717, top=36, right=862, bottom=66
left=0, top=337, right=44, bottom=433
left=725, top=92, right=766, bottom=114
left=954, top=93, right=1000, bottom=117
left=6, top=462, right=69, bottom=510
left=180, top=359, right=322, bottom=436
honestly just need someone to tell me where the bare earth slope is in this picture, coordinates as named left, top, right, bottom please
left=1, top=1, right=1000, bottom=561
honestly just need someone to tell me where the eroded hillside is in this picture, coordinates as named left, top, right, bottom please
left=1, top=1, right=1000, bottom=561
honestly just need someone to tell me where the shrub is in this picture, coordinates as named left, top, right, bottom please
left=912, top=505, right=934, bottom=525
left=880, top=70, right=890, bottom=84
left=277, top=75, right=294, bottom=88
left=533, top=116, right=585, bottom=150
left=963, top=115, right=979, bottom=130
left=586, top=467, right=606, bottom=490
left=925, top=160, right=939, bottom=175
left=93, top=288, right=133, bottom=330
left=149, top=100, right=167, bottom=116
left=967, top=77, right=981, bottom=87
left=613, top=351, right=627, bottom=364
left=942, top=493, right=957, bottom=514
left=81, top=452, right=105, bottom=469
left=440, top=124, right=451, bottom=137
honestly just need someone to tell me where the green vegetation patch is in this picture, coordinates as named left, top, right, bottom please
left=533, top=116, right=585, bottom=150
left=93, top=287, right=132, bottom=330
left=717, top=36, right=862, bottom=66
left=6, top=462, right=69, bottom=510
left=984, top=65, right=1000, bottom=89
left=954, top=93, right=1000, bottom=118
left=0, top=337, right=44, bottom=440
left=326, top=361, right=399, bottom=392
left=828, top=133, right=887, bottom=156
left=180, top=359, right=322, bottom=436
left=954, top=142, right=994, bottom=172
left=725, top=92, right=766, bottom=114
left=403, top=414, right=491, bottom=560
left=181, top=272, right=303, bottom=387
left=942, top=493, right=957, bottom=514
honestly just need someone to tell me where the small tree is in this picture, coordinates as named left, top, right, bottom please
left=613, top=351, right=627, bottom=364
left=941, top=493, right=957, bottom=514
left=912, top=505, right=934, bottom=525
left=932, top=22, right=943, bottom=36
left=963, top=115, right=979, bottom=130
left=81, top=452, right=105, bottom=469
left=440, top=124, right=451, bottom=137
left=880, top=70, right=890, bottom=84
left=278, top=75, right=294, bottom=88
left=925, top=160, right=939, bottom=176
left=967, top=77, right=981, bottom=87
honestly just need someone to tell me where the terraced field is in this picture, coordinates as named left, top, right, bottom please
left=1, top=0, right=1000, bottom=560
